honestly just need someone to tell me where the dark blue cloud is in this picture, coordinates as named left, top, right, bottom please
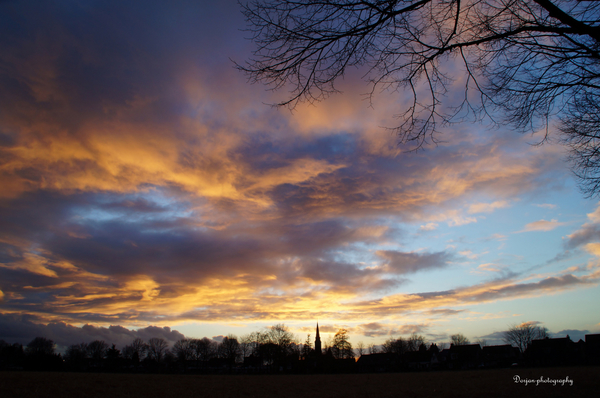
left=554, top=329, right=591, bottom=342
left=0, top=0, right=245, bottom=135
left=0, top=313, right=187, bottom=350
left=377, top=250, right=453, bottom=275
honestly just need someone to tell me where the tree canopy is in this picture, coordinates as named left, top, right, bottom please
left=332, top=328, right=354, bottom=359
left=450, top=333, right=470, bottom=346
left=239, top=0, right=600, bottom=195
left=503, top=323, right=549, bottom=353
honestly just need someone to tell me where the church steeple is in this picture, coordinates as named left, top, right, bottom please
left=314, top=322, right=322, bottom=355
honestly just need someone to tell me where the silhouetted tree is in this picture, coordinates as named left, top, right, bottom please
left=268, top=324, right=295, bottom=351
left=437, top=342, right=449, bottom=351
left=382, top=337, right=406, bottom=355
left=451, top=333, right=470, bottom=346
left=240, top=331, right=264, bottom=359
left=368, top=343, right=379, bottom=354
left=218, top=335, right=241, bottom=370
left=26, top=337, right=55, bottom=356
left=87, top=340, right=109, bottom=361
left=147, top=338, right=169, bottom=363
left=105, top=344, right=122, bottom=369
left=164, top=350, right=177, bottom=366
left=173, top=338, right=194, bottom=362
left=302, top=334, right=312, bottom=359
left=25, top=337, right=61, bottom=370
left=239, top=0, right=600, bottom=194
left=106, top=344, right=121, bottom=360
left=407, top=334, right=427, bottom=352
left=65, top=343, right=88, bottom=370
left=290, top=341, right=302, bottom=359
left=240, top=325, right=299, bottom=371
left=332, top=329, right=354, bottom=359
left=355, top=341, right=366, bottom=358
left=239, top=334, right=254, bottom=359
left=121, top=345, right=135, bottom=362
left=258, top=341, right=279, bottom=369
left=0, top=341, right=24, bottom=369
left=504, top=323, right=549, bottom=353
left=561, top=92, right=600, bottom=196
left=267, top=324, right=298, bottom=367
left=123, top=337, right=147, bottom=364
left=190, top=337, right=217, bottom=365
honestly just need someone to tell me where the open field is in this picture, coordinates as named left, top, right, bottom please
left=1, top=367, right=598, bottom=398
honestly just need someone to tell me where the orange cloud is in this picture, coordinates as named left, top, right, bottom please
left=468, top=200, right=509, bottom=214
left=0, top=0, right=593, bottom=344
left=519, top=219, right=566, bottom=233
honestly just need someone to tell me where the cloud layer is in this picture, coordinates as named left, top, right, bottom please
left=0, top=0, right=598, bottom=342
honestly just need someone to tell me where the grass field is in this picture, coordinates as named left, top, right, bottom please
left=1, top=367, right=598, bottom=398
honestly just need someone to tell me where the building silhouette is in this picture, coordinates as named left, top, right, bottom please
left=314, top=323, right=322, bottom=355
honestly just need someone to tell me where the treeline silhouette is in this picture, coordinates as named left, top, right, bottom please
left=1, top=324, right=599, bottom=374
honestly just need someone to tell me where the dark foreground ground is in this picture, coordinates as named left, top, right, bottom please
left=1, top=367, right=598, bottom=398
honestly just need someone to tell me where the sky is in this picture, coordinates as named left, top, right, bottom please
left=1, top=0, right=599, bottom=351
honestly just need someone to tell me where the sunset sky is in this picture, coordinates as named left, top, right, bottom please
left=1, top=0, right=599, bottom=350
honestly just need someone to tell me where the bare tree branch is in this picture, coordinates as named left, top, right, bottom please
left=237, top=0, right=600, bottom=192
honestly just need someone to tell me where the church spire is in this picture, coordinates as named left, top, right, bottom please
left=314, top=322, right=322, bottom=355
